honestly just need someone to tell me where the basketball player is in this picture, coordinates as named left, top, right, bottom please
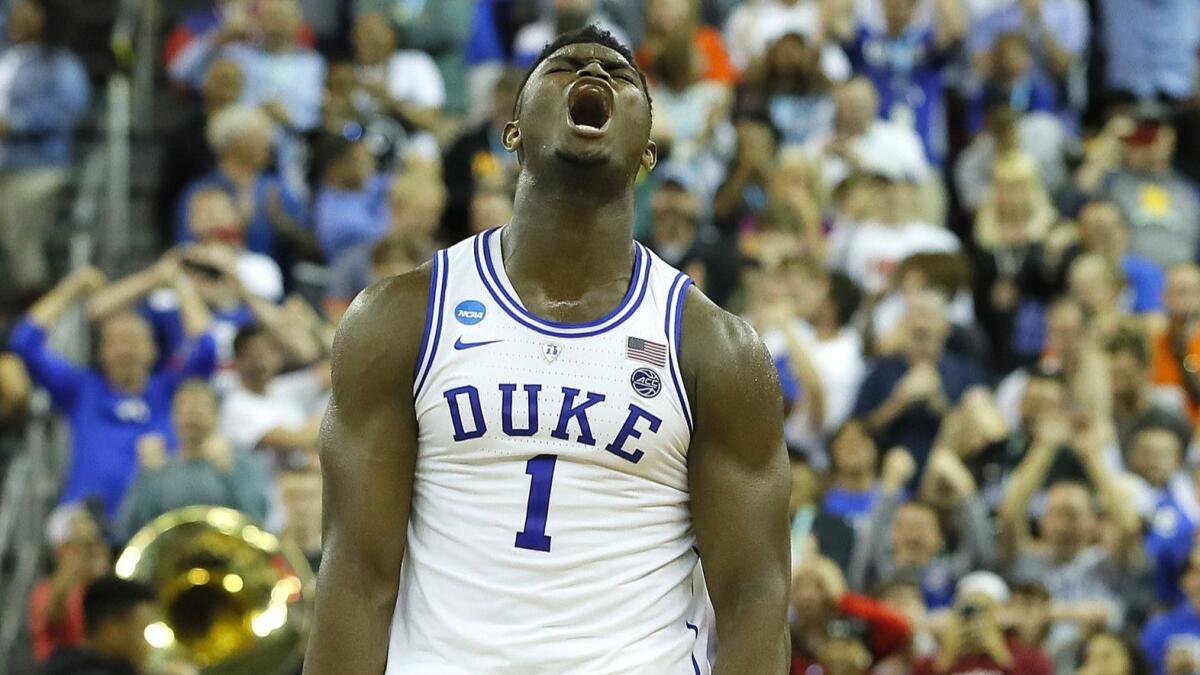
left=304, top=27, right=789, bottom=674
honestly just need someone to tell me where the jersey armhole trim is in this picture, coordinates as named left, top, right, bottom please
left=413, top=249, right=449, bottom=398
left=665, top=273, right=694, bottom=432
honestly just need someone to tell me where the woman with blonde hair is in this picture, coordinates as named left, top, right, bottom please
left=970, top=153, right=1061, bottom=374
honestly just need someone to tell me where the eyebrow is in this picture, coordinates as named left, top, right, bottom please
left=546, top=54, right=635, bottom=73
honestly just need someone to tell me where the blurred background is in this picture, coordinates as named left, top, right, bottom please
left=0, top=0, right=1199, bottom=673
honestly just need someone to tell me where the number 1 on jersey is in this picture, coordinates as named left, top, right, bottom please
left=515, top=454, right=557, bottom=552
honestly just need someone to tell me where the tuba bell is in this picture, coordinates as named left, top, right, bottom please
left=114, top=506, right=316, bottom=674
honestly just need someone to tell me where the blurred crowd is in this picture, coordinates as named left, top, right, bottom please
left=0, top=0, right=1199, bottom=673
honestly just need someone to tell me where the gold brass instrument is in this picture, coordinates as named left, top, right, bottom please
left=115, top=506, right=316, bottom=674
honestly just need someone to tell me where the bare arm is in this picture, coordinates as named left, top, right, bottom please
left=303, top=269, right=429, bottom=674
left=167, top=271, right=213, bottom=339
left=28, top=267, right=106, bottom=329
left=683, top=289, right=790, bottom=673
left=997, top=425, right=1061, bottom=561
left=822, top=0, right=856, bottom=44
left=87, top=261, right=171, bottom=322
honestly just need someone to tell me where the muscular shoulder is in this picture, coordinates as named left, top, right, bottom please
left=329, top=264, right=433, bottom=403
left=678, top=286, right=783, bottom=438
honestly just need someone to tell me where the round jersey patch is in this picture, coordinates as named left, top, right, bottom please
left=454, top=300, right=487, bottom=325
left=630, top=368, right=662, bottom=398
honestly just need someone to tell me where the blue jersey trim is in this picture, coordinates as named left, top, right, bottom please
left=414, top=250, right=449, bottom=397
left=412, top=250, right=442, bottom=382
left=473, top=231, right=651, bottom=339
left=665, top=273, right=694, bottom=432
left=685, top=622, right=701, bottom=675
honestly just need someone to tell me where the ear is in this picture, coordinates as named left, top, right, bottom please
left=502, top=121, right=521, bottom=153
left=641, top=140, right=658, bottom=172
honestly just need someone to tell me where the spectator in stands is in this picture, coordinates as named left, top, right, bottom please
left=118, top=379, right=270, bottom=540
left=646, top=174, right=705, bottom=273
left=790, top=554, right=912, bottom=673
left=1001, top=424, right=1145, bottom=668
left=513, top=0, right=630, bottom=67
left=469, top=186, right=514, bottom=235
left=762, top=261, right=865, bottom=455
left=0, top=348, right=31, bottom=432
left=1004, top=581, right=1055, bottom=663
left=170, top=0, right=324, bottom=135
left=176, top=104, right=308, bottom=264
left=8, top=266, right=216, bottom=520
left=312, top=133, right=391, bottom=263
left=636, top=0, right=736, bottom=86
left=279, top=465, right=322, bottom=570
left=1150, top=264, right=1200, bottom=424
left=1078, top=112, right=1200, bottom=270
left=821, top=420, right=882, bottom=525
left=737, top=33, right=833, bottom=148
left=442, top=67, right=520, bottom=242
left=811, top=77, right=930, bottom=206
left=712, top=112, right=778, bottom=234
left=1067, top=253, right=1130, bottom=344
left=913, top=572, right=1054, bottom=674
left=1078, top=631, right=1150, bottom=675
left=955, top=104, right=1071, bottom=214
left=831, top=0, right=967, bottom=165
left=218, top=325, right=328, bottom=480
left=969, top=154, right=1057, bottom=373
left=353, top=12, right=445, bottom=135
left=325, top=231, right=432, bottom=322
left=854, top=290, right=984, bottom=473
left=387, top=167, right=448, bottom=243
left=966, top=32, right=1058, bottom=135
left=967, top=0, right=1090, bottom=92
left=1098, top=0, right=1198, bottom=101
left=830, top=170, right=959, bottom=297
left=38, top=577, right=157, bottom=675
left=1142, top=546, right=1200, bottom=675
left=722, top=0, right=849, bottom=78
left=157, top=58, right=245, bottom=247
left=853, top=446, right=994, bottom=608
left=1126, top=413, right=1195, bottom=607
left=0, top=0, right=90, bottom=293
left=1051, top=200, right=1166, bottom=315
left=1107, top=331, right=1189, bottom=452
left=28, top=504, right=109, bottom=663
left=162, top=0, right=316, bottom=81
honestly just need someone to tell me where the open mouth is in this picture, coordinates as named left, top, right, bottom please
left=566, top=79, right=613, bottom=136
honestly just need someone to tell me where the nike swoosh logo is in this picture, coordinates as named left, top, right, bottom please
left=454, top=338, right=503, bottom=351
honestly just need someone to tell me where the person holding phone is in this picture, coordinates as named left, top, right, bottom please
left=914, top=572, right=1053, bottom=674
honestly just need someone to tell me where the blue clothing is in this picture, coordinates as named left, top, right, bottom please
left=966, top=75, right=1058, bottom=135
left=1143, top=602, right=1200, bottom=675
left=1099, top=0, right=1199, bottom=99
left=8, top=319, right=218, bottom=520
left=1124, top=254, right=1165, bottom=313
left=844, top=25, right=953, bottom=165
left=0, top=46, right=90, bottom=170
left=768, top=94, right=835, bottom=147
left=1145, top=489, right=1194, bottom=606
left=225, top=45, right=324, bottom=132
left=852, top=355, right=985, bottom=473
left=465, top=0, right=507, bottom=64
left=313, top=173, right=391, bottom=262
left=822, top=487, right=879, bottom=520
left=774, top=353, right=801, bottom=405
left=140, top=299, right=253, bottom=370
left=175, top=170, right=307, bottom=262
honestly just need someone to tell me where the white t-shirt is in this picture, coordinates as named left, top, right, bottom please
left=764, top=321, right=866, bottom=458
left=237, top=251, right=284, bottom=302
left=831, top=219, right=960, bottom=294
left=218, top=369, right=327, bottom=452
left=384, top=50, right=446, bottom=110
left=723, top=0, right=851, bottom=80
left=811, top=120, right=932, bottom=192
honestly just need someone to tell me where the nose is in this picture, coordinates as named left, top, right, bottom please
left=576, top=60, right=612, bottom=82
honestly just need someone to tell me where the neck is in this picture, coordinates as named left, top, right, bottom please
left=178, top=437, right=208, bottom=460
left=506, top=168, right=637, bottom=303
left=108, top=371, right=148, bottom=395
left=836, top=469, right=874, bottom=492
left=220, top=157, right=257, bottom=185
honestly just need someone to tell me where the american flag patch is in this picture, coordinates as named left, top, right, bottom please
left=626, top=336, right=667, bottom=367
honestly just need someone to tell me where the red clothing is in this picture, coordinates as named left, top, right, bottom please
left=636, top=27, right=738, bottom=85
left=790, top=593, right=912, bottom=674
left=28, top=580, right=86, bottom=662
left=912, top=635, right=1053, bottom=675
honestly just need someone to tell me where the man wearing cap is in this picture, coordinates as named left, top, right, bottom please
left=914, top=572, right=1053, bottom=674
left=1078, top=111, right=1200, bottom=270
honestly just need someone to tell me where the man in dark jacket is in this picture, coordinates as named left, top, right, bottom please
left=40, top=577, right=157, bottom=675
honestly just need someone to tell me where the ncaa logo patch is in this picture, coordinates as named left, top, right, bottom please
left=454, top=300, right=486, bottom=325
left=630, top=368, right=661, bottom=398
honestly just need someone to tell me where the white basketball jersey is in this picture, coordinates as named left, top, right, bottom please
left=385, top=227, right=713, bottom=674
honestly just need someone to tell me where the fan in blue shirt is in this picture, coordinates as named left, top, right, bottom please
left=834, top=0, right=967, bottom=166
left=1143, top=550, right=1200, bottom=675
left=8, top=267, right=217, bottom=523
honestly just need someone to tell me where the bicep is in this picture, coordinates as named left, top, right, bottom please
left=687, top=313, right=790, bottom=615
